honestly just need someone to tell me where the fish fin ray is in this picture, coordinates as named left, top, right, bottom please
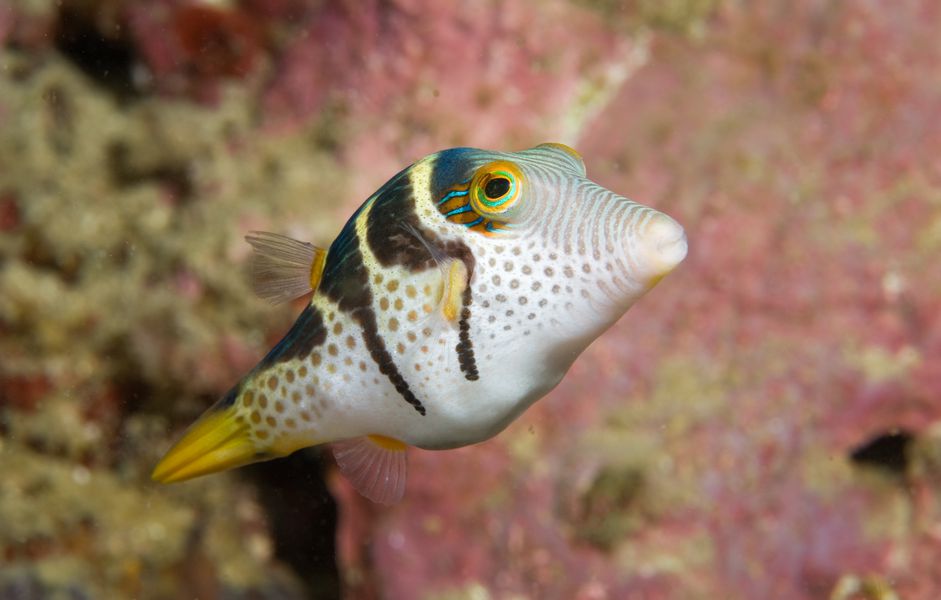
left=246, top=231, right=327, bottom=304
left=332, top=435, right=408, bottom=505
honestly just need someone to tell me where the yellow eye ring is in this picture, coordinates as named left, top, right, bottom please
left=469, top=161, right=523, bottom=219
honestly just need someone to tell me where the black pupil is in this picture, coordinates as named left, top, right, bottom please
left=484, top=177, right=511, bottom=199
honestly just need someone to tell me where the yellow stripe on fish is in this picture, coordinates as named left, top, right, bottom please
left=153, top=143, right=688, bottom=505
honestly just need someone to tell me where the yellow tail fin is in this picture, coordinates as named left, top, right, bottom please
left=152, top=406, right=261, bottom=484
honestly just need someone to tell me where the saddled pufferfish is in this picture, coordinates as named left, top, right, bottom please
left=152, top=143, right=688, bottom=504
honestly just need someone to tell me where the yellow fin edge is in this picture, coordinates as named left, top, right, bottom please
left=309, top=247, right=327, bottom=292
left=367, top=434, right=408, bottom=452
left=441, top=260, right=468, bottom=323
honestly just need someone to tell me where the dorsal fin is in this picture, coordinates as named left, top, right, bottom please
left=332, top=435, right=408, bottom=505
left=245, top=231, right=327, bottom=304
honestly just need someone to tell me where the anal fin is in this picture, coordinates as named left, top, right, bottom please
left=246, top=231, right=327, bottom=304
left=332, top=435, right=408, bottom=505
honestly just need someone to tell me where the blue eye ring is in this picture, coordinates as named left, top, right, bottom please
left=469, top=161, right=523, bottom=217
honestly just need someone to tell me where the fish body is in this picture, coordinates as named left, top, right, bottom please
left=153, top=143, right=688, bottom=503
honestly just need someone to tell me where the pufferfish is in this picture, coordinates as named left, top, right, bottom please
left=152, top=143, right=687, bottom=504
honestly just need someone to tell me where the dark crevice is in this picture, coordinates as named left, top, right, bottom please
left=849, top=430, right=913, bottom=476
left=54, top=4, right=139, bottom=100
left=246, top=448, right=341, bottom=600
left=108, top=141, right=196, bottom=202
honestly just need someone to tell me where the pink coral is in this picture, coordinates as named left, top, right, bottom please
left=339, top=0, right=941, bottom=598
left=125, top=0, right=262, bottom=102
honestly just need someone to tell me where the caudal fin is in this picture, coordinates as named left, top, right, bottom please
left=152, top=403, right=263, bottom=484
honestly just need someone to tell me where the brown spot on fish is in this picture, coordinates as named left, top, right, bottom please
left=258, top=304, right=327, bottom=368
left=322, top=190, right=428, bottom=415
left=258, top=394, right=268, bottom=409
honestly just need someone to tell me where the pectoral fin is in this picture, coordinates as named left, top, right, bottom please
left=398, top=222, right=469, bottom=326
left=332, top=435, right=408, bottom=505
left=439, top=259, right=468, bottom=324
left=246, top=231, right=327, bottom=304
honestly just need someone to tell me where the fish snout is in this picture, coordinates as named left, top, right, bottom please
left=635, top=212, right=687, bottom=286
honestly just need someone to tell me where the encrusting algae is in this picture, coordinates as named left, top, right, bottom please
left=0, top=48, right=344, bottom=597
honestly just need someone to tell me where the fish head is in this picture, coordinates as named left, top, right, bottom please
left=426, top=143, right=687, bottom=373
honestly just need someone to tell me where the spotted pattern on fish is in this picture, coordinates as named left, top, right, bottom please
left=153, top=142, right=689, bottom=503
left=321, top=172, right=429, bottom=415
left=364, top=169, right=481, bottom=380
left=258, top=304, right=328, bottom=369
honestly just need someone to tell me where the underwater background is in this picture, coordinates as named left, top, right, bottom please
left=2, top=0, right=940, bottom=598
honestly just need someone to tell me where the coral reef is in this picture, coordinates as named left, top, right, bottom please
left=1, top=3, right=345, bottom=593
left=2, top=0, right=940, bottom=598
left=360, top=1, right=941, bottom=598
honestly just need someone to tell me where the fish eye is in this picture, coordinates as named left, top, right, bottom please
left=469, top=161, right=523, bottom=220
left=484, top=177, right=511, bottom=200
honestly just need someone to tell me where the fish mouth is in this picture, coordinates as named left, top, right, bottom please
left=637, top=213, right=687, bottom=285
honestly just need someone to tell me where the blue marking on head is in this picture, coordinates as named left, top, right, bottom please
left=437, top=189, right=469, bottom=205
left=430, top=148, right=478, bottom=199
left=445, top=205, right=474, bottom=217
